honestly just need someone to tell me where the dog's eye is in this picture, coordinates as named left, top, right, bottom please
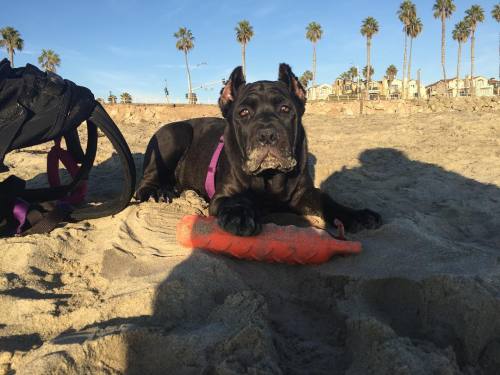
left=239, top=108, right=250, bottom=117
left=280, top=105, right=290, bottom=113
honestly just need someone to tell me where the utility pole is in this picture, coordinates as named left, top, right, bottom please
left=164, top=80, right=170, bottom=104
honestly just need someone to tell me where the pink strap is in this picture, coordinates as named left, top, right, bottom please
left=47, top=138, right=88, bottom=205
left=13, top=199, right=29, bottom=234
left=205, top=135, right=224, bottom=199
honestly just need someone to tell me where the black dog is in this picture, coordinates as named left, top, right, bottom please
left=136, top=64, right=381, bottom=236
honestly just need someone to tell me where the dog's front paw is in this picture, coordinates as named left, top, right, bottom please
left=345, top=208, right=382, bottom=233
left=217, top=204, right=261, bottom=236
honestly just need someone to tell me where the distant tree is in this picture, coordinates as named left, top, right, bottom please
left=386, top=64, right=398, bottom=81
left=0, top=26, right=24, bottom=67
left=338, top=71, right=351, bottom=80
left=406, top=15, right=423, bottom=97
left=362, top=65, right=375, bottom=80
left=120, top=92, right=132, bottom=104
left=452, top=20, right=470, bottom=85
left=465, top=5, right=485, bottom=96
left=398, top=1, right=416, bottom=98
left=299, top=70, right=313, bottom=88
left=108, top=91, right=117, bottom=104
left=306, top=22, right=323, bottom=86
left=174, top=27, right=195, bottom=103
left=360, top=17, right=379, bottom=98
left=348, top=66, right=359, bottom=80
left=433, top=0, right=456, bottom=82
left=235, top=20, right=254, bottom=79
left=38, top=49, right=61, bottom=72
left=494, top=4, right=500, bottom=22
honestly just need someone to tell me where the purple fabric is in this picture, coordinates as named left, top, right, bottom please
left=13, top=199, right=29, bottom=234
left=205, top=135, right=224, bottom=199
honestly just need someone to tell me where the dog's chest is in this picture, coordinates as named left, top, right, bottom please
left=249, top=173, right=292, bottom=202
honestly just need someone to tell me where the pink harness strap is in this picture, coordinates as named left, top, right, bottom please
left=47, top=138, right=88, bottom=205
left=205, top=135, right=224, bottom=199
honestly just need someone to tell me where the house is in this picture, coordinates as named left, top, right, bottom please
left=332, top=79, right=362, bottom=98
left=487, top=78, right=500, bottom=95
left=426, top=76, right=494, bottom=97
left=307, top=84, right=333, bottom=100
left=383, top=78, right=426, bottom=99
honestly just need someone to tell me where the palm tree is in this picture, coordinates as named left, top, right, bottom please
left=433, top=0, right=456, bottom=84
left=362, top=65, right=375, bottom=80
left=398, top=1, right=416, bottom=99
left=306, top=22, right=323, bottom=87
left=452, top=20, right=470, bottom=95
left=0, top=27, right=24, bottom=67
left=174, top=27, right=195, bottom=104
left=235, top=20, right=254, bottom=79
left=465, top=5, right=485, bottom=96
left=37, top=49, right=61, bottom=72
left=108, top=92, right=117, bottom=104
left=491, top=4, right=500, bottom=81
left=360, top=17, right=379, bottom=99
left=348, top=66, right=358, bottom=80
left=386, top=64, right=398, bottom=81
left=406, top=16, right=423, bottom=98
left=299, top=70, right=313, bottom=88
left=120, top=92, right=132, bottom=104
left=338, top=71, right=351, bottom=80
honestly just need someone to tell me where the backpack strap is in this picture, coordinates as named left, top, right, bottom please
left=69, top=103, right=136, bottom=221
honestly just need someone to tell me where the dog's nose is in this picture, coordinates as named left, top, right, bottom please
left=257, top=128, right=278, bottom=146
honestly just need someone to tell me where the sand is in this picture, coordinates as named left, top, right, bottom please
left=1, top=102, right=500, bottom=374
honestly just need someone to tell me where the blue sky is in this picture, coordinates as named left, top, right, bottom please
left=2, top=0, right=499, bottom=103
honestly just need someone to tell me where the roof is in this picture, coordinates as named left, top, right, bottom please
left=426, top=76, right=487, bottom=88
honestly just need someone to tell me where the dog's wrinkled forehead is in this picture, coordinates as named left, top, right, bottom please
left=236, top=81, right=292, bottom=105
left=218, top=64, right=306, bottom=118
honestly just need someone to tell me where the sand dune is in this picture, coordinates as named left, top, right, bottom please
left=1, top=104, right=500, bottom=374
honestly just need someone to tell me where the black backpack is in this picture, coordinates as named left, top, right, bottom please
left=0, top=58, right=136, bottom=236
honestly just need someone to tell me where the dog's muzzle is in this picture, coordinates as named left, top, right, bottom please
left=243, top=146, right=297, bottom=175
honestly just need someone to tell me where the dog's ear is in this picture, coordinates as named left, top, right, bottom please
left=278, top=63, right=306, bottom=107
left=219, top=66, right=246, bottom=117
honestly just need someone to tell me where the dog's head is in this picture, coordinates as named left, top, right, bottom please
left=219, top=63, right=307, bottom=176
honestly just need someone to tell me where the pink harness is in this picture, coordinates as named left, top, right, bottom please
left=204, top=135, right=224, bottom=199
left=47, top=137, right=88, bottom=205
left=12, top=138, right=87, bottom=234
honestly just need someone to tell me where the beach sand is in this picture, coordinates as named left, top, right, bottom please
left=1, top=104, right=499, bottom=374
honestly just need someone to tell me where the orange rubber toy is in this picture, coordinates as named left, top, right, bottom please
left=176, top=215, right=362, bottom=265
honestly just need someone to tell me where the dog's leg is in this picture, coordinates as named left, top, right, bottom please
left=135, top=124, right=192, bottom=202
left=209, top=193, right=262, bottom=236
left=292, top=187, right=382, bottom=233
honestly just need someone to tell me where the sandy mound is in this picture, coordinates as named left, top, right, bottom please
left=1, top=106, right=500, bottom=374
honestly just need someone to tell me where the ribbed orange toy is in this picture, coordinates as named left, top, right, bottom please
left=176, top=215, right=362, bottom=265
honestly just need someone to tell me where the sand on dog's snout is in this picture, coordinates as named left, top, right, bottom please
left=1, top=105, right=500, bottom=374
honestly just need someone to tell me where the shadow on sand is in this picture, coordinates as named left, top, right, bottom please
left=118, top=148, right=500, bottom=374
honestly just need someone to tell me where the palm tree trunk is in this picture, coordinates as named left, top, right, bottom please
left=366, top=38, right=371, bottom=100
left=456, top=41, right=462, bottom=97
left=441, top=13, right=447, bottom=85
left=184, top=50, right=193, bottom=104
left=470, top=31, right=475, bottom=97
left=9, top=47, right=14, bottom=67
left=312, top=42, right=317, bottom=87
left=407, top=37, right=413, bottom=99
left=402, top=32, right=408, bottom=99
left=242, top=43, right=246, bottom=79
